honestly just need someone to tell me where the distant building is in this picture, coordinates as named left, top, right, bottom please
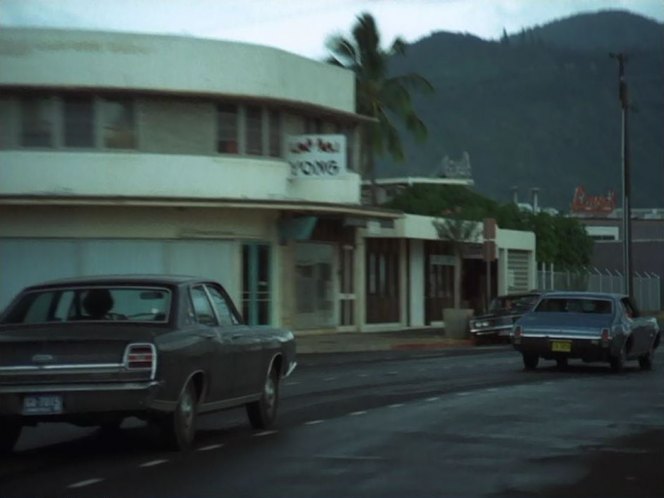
left=361, top=176, right=474, bottom=205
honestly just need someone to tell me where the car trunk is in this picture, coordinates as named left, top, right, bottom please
left=520, top=312, right=613, bottom=338
left=0, top=323, right=161, bottom=385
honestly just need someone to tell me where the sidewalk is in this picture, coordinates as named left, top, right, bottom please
left=295, top=329, right=474, bottom=354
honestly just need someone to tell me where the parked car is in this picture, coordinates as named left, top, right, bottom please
left=511, top=291, right=660, bottom=372
left=469, top=292, right=541, bottom=342
left=0, top=275, right=297, bottom=453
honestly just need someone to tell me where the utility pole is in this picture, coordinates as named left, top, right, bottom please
left=609, top=52, right=633, bottom=298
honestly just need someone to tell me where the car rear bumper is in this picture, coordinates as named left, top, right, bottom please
left=470, top=325, right=512, bottom=337
left=0, top=381, right=161, bottom=423
left=513, top=336, right=611, bottom=362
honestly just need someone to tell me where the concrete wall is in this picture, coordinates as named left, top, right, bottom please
left=0, top=29, right=355, bottom=113
left=0, top=150, right=361, bottom=204
left=0, top=205, right=277, bottom=240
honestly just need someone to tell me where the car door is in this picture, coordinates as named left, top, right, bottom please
left=189, top=285, right=234, bottom=402
left=205, top=283, right=265, bottom=398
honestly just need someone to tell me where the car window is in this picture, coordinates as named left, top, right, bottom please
left=490, top=295, right=538, bottom=312
left=2, top=286, right=172, bottom=324
left=190, top=286, right=218, bottom=326
left=205, top=285, right=238, bottom=326
left=21, top=292, right=52, bottom=323
left=621, top=298, right=638, bottom=318
left=535, top=298, right=612, bottom=314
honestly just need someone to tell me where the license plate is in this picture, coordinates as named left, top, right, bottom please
left=23, top=394, right=64, bottom=415
left=551, top=341, right=571, bottom=353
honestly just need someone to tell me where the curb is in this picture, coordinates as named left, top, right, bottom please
left=391, top=340, right=473, bottom=351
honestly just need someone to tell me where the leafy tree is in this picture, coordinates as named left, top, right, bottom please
left=326, top=12, right=433, bottom=204
left=387, top=184, right=593, bottom=269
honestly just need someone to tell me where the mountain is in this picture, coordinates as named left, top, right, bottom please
left=378, top=10, right=664, bottom=211
left=519, top=10, right=664, bottom=52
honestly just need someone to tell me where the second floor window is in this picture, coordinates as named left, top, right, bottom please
left=63, top=95, right=95, bottom=148
left=102, top=98, right=136, bottom=149
left=245, top=105, right=263, bottom=155
left=20, top=96, right=53, bottom=147
left=217, top=104, right=238, bottom=154
left=268, top=110, right=281, bottom=157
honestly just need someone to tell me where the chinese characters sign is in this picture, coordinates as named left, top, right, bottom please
left=286, top=135, right=346, bottom=178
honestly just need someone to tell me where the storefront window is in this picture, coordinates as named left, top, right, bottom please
left=294, top=243, right=335, bottom=329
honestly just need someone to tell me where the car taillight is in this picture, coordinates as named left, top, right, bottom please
left=513, top=325, right=522, bottom=343
left=600, top=328, right=610, bottom=347
left=125, top=343, right=157, bottom=378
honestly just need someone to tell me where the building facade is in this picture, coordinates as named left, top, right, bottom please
left=0, top=28, right=536, bottom=334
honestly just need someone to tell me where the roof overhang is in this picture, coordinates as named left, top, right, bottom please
left=0, top=195, right=401, bottom=220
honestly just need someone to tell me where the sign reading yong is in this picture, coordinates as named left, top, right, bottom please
left=287, top=135, right=346, bottom=178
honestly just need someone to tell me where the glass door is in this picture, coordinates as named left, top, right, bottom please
left=242, top=243, right=271, bottom=326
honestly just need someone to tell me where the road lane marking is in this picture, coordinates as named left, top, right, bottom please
left=254, top=430, right=278, bottom=437
left=456, top=392, right=471, bottom=396
left=285, top=381, right=301, bottom=386
left=389, top=403, right=404, bottom=408
left=140, top=459, right=169, bottom=468
left=349, top=410, right=367, bottom=416
left=315, top=454, right=386, bottom=461
left=305, top=419, right=325, bottom=425
left=426, top=397, right=440, bottom=402
left=197, top=444, right=224, bottom=452
left=67, top=478, right=104, bottom=489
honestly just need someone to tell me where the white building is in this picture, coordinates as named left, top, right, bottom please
left=0, top=28, right=536, bottom=334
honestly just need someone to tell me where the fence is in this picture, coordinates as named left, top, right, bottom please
left=537, top=265, right=662, bottom=312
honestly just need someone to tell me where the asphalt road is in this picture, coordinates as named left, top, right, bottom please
left=1, top=346, right=663, bottom=497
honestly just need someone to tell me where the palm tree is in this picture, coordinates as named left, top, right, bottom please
left=326, top=12, right=433, bottom=204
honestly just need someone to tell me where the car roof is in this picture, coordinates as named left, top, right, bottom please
left=538, top=291, right=625, bottom=300
left=496, top=292, right=541, bottom=299
left=23, top=274, right=210, bottom=290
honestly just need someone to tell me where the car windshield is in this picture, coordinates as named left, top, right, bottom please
left=1, top=286, right=172, bottom=324
left=534, top=297, right=613, bottom=314
left=489, top=295, right=538, bottom=312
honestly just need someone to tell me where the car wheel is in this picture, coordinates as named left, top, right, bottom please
left=522, top=353, right=539, bottom=370
left=610, top=347, right=626, bottom=373
left=160, top=381, right=197, bottom=450
left=638, top=347, right=654, bottom=370
left=247, top=367, right=279, bottom=430
left=556, top=357, right=568, bottom=370
left=0, top=419, right=22, bottom=454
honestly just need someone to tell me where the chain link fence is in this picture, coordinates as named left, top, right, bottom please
left=537, top=265, right=661, bottom=312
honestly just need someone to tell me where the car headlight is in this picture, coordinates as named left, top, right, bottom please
left=473, top=320, right=490, bottom=328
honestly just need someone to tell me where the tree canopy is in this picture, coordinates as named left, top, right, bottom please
left=387, top=184, right=593, bottom=268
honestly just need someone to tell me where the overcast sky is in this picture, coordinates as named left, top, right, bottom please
left=2, top=0, right=663, bottom=59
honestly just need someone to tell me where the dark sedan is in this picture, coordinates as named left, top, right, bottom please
left=0, top=275, right=296, bottom=452
left=512, top=291, right=660, bottom=372
left=469, top=292, right=541, bottom=343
